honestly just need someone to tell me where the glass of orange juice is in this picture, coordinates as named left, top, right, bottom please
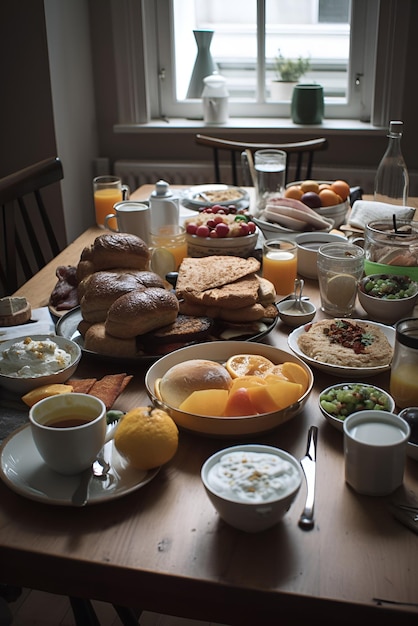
left=93, top=176, right=130, bottom=228
left=150, top=225, right=187, bottom=277
left=262, top=239, right=297, bottom=295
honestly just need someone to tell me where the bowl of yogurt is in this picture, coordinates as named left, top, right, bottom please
left=0, top=334, right=81, bottom=395
left=201, top=444, right=303, bottom=532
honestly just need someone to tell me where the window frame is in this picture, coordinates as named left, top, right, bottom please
left=110, top=0, right=410, bottom=128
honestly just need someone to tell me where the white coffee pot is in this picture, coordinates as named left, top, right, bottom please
left=149, top=180, right=180, bottom=232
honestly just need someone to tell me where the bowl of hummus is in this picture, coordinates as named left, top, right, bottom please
left=0, top=334, right=81, bottom=395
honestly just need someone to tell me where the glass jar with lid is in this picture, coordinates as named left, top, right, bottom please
left=390, top=318, right=418, bottom=408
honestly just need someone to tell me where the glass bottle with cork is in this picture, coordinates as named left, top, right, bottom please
left=374, top=120, right=409, bottom=205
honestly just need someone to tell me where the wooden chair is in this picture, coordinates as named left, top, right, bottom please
left=195, top=134, right=328, bottom=186
left=0, top=157, right=64, bottom=296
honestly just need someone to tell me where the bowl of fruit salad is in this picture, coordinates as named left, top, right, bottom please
left=358, top=274, right=418, bottom=324
left=184, top=205, right=259, bottom=258
left=145, top=340, right=313, bottom=437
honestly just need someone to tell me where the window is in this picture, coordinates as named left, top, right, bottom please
left=111, top=0, right=410, bottom=127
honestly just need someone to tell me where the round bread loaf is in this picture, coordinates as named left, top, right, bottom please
left=84, top=323, right=138, bottom=357
left=159, top=359, right=233, bottom=409
left=76, top=233, right=150, bottom=282
left=105, top=287, right=179, bottom=338
left=79, top=270, right=166, bottom=323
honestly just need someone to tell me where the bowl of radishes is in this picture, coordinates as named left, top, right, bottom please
left=184, top=205, right=259, bottom=258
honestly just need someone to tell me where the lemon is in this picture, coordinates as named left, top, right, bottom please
left=326, top=274, right=357, bottom=309
left=22, top=383, right=73, bottom=407
left=151, top=248, right=176, bottom=278
left=225, top=354, right=275, bottom=378
left=114, top=406, right=179, bottom=470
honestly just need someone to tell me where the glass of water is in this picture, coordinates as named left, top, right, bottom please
left=317, top=242, right=365, bottom=317
left=254, top=149, right=287, bottom=212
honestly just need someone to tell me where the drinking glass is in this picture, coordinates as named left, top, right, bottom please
left=317, top=242, right=364, bottom=316
left=150, top=225, right=187, bottom=275
left=93, top=176, right=129, bottom=228
left=254, top=149, right=287, bottom=212
left=262, top=239, right=297, bottom=295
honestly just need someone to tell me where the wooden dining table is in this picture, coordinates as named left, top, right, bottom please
left=1, top=186, right=418, bottom=625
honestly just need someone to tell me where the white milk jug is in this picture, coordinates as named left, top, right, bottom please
left=149, top=180, right=180, bottom=233
left=202, top=74, right=229, bottom=124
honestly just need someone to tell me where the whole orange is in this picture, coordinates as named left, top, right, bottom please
left=284, top=185, right=303, bottom=200
left=331, top=180, right=350, bottom=201
left=318, top=188, right=342, bottom=207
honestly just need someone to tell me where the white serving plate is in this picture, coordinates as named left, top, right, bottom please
left=288, top=319, right=395, bottom=378
left=181, top=184, right=250, bottom=211
left=0, top=425, right=159, bottom=506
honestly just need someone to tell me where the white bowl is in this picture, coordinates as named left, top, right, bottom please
left=319, top=382, right=395, bottom=432
left=145, top=340, right=313, bottom=437
left=253, top=216, right=334, bottom=242
left=295, top=232, right=347, bottom=279
left=186, top=229, right=259, bottom=258
left=358, top=274, right=418, bottom=324
left=201, top=444, right=303, bottom=532
left=277, top=300, right=316, bottom=327
left=315, top=200, right=350, bottom=228
left=0, top=335, right=81, bottom=395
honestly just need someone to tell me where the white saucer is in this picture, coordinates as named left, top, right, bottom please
left=0, top=425, right=160, bottom=506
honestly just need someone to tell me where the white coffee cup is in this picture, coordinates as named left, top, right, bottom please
left=343, top=410, right=410, bottom=496
left=104, top=201, right=151, bottom=244
left=29, top=393, right=107, bottom=475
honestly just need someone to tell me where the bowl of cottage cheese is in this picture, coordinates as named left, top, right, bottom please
left=201, top=444, right=303, bottom=532
left=0, top=334, right=81, bottom=395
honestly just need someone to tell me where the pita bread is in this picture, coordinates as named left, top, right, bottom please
left=181, top=275, right=260, bottom=309
left=176, top=256, right=260, bottom=297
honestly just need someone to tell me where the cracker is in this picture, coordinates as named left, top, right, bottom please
left=66, top=378, right=97, bottom=394
left=88, top=373, right=130, bottom=409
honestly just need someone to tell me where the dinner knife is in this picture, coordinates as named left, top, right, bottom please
left=298, top=425, right=318, bottom=530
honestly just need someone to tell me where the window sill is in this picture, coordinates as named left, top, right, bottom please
left=114, top=118, right=384, bottom=136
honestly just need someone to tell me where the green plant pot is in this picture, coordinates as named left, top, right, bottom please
left=291, top=84, right=324, bottom=124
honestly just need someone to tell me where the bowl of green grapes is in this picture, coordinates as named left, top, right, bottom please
left=358, top=274, right=418, bottom=324
left=319, top=382, right=395, bottom=432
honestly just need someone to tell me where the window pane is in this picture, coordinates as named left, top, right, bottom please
left=173, top=0, right=351, bottom=103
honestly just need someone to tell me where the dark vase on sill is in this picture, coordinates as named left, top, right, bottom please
left=186, top=29, right=218, bottom=99
left=291, top=84, right=324, bottom=124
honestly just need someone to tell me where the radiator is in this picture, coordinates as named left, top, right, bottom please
left=113, top=159, right=382, bottom=193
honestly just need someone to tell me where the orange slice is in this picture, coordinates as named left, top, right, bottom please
left=225, top=354, right=275, bottom=378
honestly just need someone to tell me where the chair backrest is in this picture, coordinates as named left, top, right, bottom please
left=0, top=157, right=64, bottom=296
left=195, top=134, right=328, bottom=186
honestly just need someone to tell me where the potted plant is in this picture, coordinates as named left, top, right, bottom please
left=270, top=51, right=310, bottom=101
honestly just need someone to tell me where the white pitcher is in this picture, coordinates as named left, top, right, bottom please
left=149, top=180, right=180, bottom=233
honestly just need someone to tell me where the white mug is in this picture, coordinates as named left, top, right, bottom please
left=343, top=410, right=410, bottom=496
left=104, top=201, right=151, bottom=244
left=29, top=393, right=107, bottom=475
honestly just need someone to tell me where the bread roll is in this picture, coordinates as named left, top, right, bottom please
left=76, top=233, right=150, bottom=281
left=159, top=359, right=233, bottom=408
left=84, top=323, right=138, bottom=357
left=105, top=287, right=179, bottom=338
left=79, top=269, right=167, bottom=323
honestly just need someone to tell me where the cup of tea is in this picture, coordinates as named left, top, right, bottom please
left=29, top=393, right=107, bottom=475
left=93, top=176, right=130, bottom=229
left=150, top=225, right=187, bottom=274
left=104, top=201, right=151, bottom=244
